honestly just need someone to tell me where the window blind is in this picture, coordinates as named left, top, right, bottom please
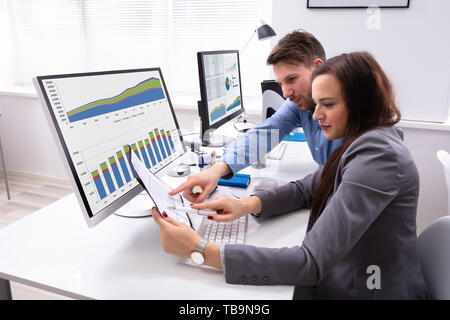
left=7, top=0, right=84, bottom=85
left=6, top=0, right=272, bottom=109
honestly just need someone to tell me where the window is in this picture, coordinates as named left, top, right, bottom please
left=5, top=0, right=273, bottom=110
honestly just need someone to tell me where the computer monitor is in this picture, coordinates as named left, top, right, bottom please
left=197, top=50, right=245, bottom=146
left=33, top=68, right=186, bottom=228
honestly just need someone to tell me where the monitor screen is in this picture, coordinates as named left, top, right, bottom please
left=33, top=68, right=186, bottom=228
left=197, top=50, right=244, bottom=142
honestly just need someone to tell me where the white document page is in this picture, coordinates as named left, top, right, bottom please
left=130, top=149, right=190, bottom=224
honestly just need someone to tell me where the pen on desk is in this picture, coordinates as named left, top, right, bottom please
left=166, top=205, right=217, bottom=216
left=211, top=150, right=216, bottom=165
left=206, top=185, right=218, bottom=199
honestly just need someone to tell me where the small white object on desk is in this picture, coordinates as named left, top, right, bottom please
left=167, top=164, right=191, bottom=177
left=233, top=114, right=256, bottom=133
left=266, top=142, right=287, bottom=160
left=252, top=177, right=278, bottom=191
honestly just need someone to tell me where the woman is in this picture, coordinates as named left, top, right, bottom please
left=153, top=51, right=428, bottom=299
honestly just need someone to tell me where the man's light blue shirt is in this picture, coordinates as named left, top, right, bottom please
left=222, top=99, right=343, bottom=176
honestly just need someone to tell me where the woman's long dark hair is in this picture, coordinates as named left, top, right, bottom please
left=310, top=51, right=401, bottom=225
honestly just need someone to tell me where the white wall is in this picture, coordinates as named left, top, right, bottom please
left=272, top=0, right=450, bottom=123
left=271, top=0, right=450, bottom=232
left=0, top=95, right=68, bottom=179
left=400, top=125, right=450, bottom=233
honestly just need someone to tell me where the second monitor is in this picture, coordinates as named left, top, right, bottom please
left=197, top=50, right=246, bottom=147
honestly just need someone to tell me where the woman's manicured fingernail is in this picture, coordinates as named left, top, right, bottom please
left=162, top=212, right=168, bottom=218
left=207, top=216, right=213, bottom=220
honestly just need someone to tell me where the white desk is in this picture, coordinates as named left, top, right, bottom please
left=0, top=141, right=316, bottom=300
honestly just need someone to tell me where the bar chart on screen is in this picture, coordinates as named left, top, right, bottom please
left=80, top=126, right=182, bottom=206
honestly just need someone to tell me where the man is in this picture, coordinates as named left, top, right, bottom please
left=170, top=30, right=343, bottom=203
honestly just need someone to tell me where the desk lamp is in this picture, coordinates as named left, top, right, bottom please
left=235, top=21, right=277, bottom=134
left=241, top=21, right=277, bottom=54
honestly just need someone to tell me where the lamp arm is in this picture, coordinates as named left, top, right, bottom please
left=240, top=30, right=256, bottom=54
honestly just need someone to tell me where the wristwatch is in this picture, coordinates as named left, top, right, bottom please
left=190, top=238, right=208, bottom=265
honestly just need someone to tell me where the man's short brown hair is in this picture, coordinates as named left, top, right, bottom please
left=266, top=30, right=326, bottom=67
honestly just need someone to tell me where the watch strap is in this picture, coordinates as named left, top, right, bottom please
left=196, top=238, right=208, bottom=253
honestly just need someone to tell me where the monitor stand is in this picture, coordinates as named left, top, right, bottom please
left=182, top=133, right=233, bottom=149
left=114, top=192, right=153, bottom=218
left=201, top=134, right=234, bottom=147
left=197, top=127, right=234, bottom=147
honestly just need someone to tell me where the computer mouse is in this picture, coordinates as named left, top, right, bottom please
left=252, top=177, right=278, bottom=191
left=167, top=164, right=190, bottom=177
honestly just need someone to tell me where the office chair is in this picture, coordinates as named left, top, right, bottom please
left=418, top=216, right=450, bottom=299
left=0, top=111, right=11, bottom=200
left=437, top=150, right=450, bottom=214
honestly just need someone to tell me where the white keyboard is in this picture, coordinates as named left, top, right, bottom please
left=266, top=142, right=287, bottom=160
left=198, top=215, right=247, bottom=244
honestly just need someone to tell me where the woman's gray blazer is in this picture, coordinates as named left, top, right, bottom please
left=222, top=126, right=428, bottom=299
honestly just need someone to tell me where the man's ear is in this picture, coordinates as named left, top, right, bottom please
left=314, top=58, right=323, bottom=67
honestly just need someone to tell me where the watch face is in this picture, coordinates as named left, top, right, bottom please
left=191, top=251, right=204, bottom=265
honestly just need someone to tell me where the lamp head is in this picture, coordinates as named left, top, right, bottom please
left=240, top=21, right=276, bottom=54
left=256, top=21, right=276, bottom=41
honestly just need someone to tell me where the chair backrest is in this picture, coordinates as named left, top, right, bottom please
left=437, top=150, right=450, bottom=215
left=418, top=216, right=450, bottom=299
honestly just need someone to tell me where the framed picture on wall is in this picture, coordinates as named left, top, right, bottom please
left=307, top=0, right=410, bottom=9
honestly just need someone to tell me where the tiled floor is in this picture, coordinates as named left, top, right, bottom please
left=0, top=171, right=73, bottom=300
